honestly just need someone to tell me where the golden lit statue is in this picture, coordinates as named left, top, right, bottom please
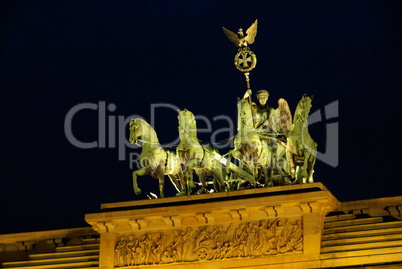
left=243, top=89, right=292, bottom=138
left=235, top=89, right=292, bottom=185
left=177, top=109, right=226, bottom=195
left=129, top=119, right=183, bottom=198
left=243, top=89, right=274, bottom=131
left=223, top=20, right=258, bottom=74
left=223, top=20, right=258, bottom=48
left=227, top=96, right=272, bottom=187
left=286, top=95, right=317, bottom=183
left=176, top=109, right=203, bottom=193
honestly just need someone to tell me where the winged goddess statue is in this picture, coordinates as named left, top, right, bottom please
left=222, top=19, right=258, bottom=48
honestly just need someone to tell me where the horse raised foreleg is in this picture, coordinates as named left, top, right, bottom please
left=132, top=167, right=147, bottom=195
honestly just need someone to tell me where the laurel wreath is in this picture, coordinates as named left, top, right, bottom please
left=234, top=47, right=257, bottom=72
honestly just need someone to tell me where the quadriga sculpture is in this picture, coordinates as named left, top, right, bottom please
left=286, top=95, right=317, bottom=183
left=176, top=109, right=226, bottom=195
left=129, top=118, right=182, bottom=198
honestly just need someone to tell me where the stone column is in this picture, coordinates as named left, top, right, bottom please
left=300, top=201, right=329, bottom=257
left=96, top=222, right=117, bottom=269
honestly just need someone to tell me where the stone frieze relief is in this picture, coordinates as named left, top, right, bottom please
left=114, top=218, right=302, bottom=266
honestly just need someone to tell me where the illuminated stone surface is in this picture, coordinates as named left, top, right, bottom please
left=86, top=183, right=338, bottom=268
left=0, top=228, right=100, bottom=268
left=1, top=183, right=402, bottom=268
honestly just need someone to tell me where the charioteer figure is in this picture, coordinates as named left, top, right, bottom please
left=243, top=89, right=275, bottom=135
left=241, top=89, right=282, bottom=184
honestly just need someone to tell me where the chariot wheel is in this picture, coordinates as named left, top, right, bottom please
left=195, top=247, right=209, bottom=260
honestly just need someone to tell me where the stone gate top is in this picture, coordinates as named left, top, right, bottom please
left=85, top=183, right=339, bottom=269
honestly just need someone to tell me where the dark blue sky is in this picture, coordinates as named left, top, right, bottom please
left=1, top=0, right=402, bottom=234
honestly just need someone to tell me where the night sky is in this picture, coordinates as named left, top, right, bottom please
left=1, top=1, right=402, bottom=234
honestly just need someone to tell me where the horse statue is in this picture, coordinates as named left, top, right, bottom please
left=286, top=94, right=317, bottom=183
left=176, top=109, right=226, bottom=195
left=227, top=98, right=272, bottom=187
left=129, top=118, right=183, bottom=198
left=260, top=98, right=293, bottom=184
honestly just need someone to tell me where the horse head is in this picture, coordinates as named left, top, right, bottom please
left=129, top=119, right=142, bottom=144
left=294, top=94, right=313, bottom=123
left=178, top=109, right=197, bottom=139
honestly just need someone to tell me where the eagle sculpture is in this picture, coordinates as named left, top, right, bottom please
left=223, top=19, right=258, bottom=48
